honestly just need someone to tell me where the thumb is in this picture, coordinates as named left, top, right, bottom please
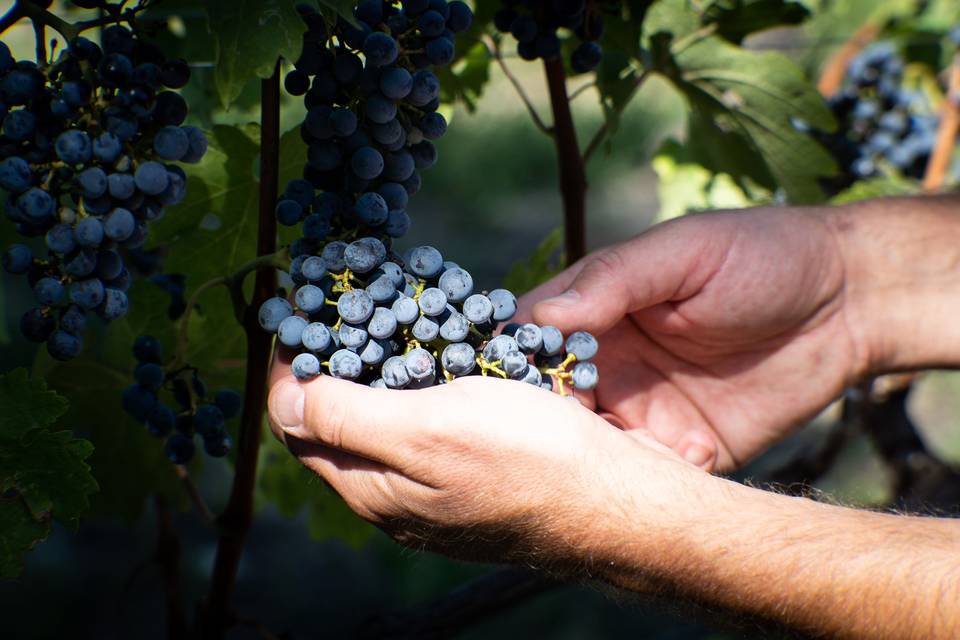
left=532, top=222, right=717, bottom=335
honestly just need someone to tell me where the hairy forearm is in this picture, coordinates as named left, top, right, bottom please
left=592, top=464, right=960, bottom=638
left=827, top=194, right=960, bottom=374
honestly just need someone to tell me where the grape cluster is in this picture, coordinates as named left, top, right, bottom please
left=492, top=0, right=610, bottom=72
left=815, top=43, right=938, bottom=186
left=121, top=335, right=239, bottom=464
left=260, top=241, right=599, bottom=394
left=0, top=26, right=206, bottom=361
left=265, top=2, right=600, bottom=396
left=275, top=0, right=472, bottom=241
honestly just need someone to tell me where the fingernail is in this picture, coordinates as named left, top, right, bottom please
left=271, top=381, right=305, bottom=431
left=682, top=443, right=713, bottom=467
left=543, top=290, right=580, bottom=307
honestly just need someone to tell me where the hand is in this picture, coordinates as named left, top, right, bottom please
left=525, top=207, right=868, bottom=472
left=267, top=361, right=699, bottom=565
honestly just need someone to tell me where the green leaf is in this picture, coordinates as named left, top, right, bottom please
left=702, top=0, right=811, bottom=43
left=0, top=368, right=68, bottom=440
left=438, top=41, right=492, bottom=111
left=651, top=28, right=837, bottom=203
left=0, top=498, right=49, bottom=579
left=653, top=140, right=771, bottom=220
left=0, top=369, right=96, bottom=578
left=501, top=228, right=565, bottom=295
left=257, top=436, right=376, bottom=548
left=206, top=0, right=306, bottom=108
left=829, top=175, right=921, bottom=204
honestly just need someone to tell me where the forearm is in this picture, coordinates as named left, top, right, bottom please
left=590, top=464, right=960, bottom=638
left=827, top=194, right=960, bottom=374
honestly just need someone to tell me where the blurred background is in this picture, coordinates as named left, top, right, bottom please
left=2, top=1, right=960, bottom=638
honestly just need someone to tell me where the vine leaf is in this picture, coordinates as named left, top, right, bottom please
left=502, top=228, right=565, bottom=296
left=830, top=175, right=920, bottom=204
left=702, top=0, right=811, bottom=44
left=257, top=436, right=376, bottom=548
left=649, top=28, right=837, bottom=203
left=0, top=369, right=96, bottom=578
left=206, top=0, right=306, bottom=108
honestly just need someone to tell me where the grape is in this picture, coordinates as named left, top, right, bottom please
left=135, top=161, right=169, bottom=195
left=19, top=187, right=55, bottom=220
left=446, top=2, right=473, bottom=32
left=404, top=348, right=435, bottom=382
left=408, top=70, right=440, bottom=106
left=329, top=349, right=363, bottom=379
left=104, top=208, right=136, bottom=241
left=302, top=322, right=332, bottom=353
left=439, top=310, right=469, bottom=342
left=419, top=112, right=447, bottom=140
left=214, top=389, right=243, bottom=419
left=391, top=295, right=420, bottom=324
left=278, top=315, right=309, bottom=347
left=99, top=288, right=129, bottom=321
left=463, top=294, right=493, bottom=324
left=75, top=217, right=104, bottom=248
left=337, top=289, right=375, bottom=323
left=2, top=244, right=32, bottom=274
left=339, top=322, right=369, bottom=349
left=483, top=334, right=518, bottom=362
left=55, top=130, right=92, bottom=164
left=380, top=67, right=413, bottom=100
left=259, top=297, right=294, bottom=332
left=515, top=323, right=543, bottom=354
left=34, top=277, right=66, bottom=306
left=293, top=352, right=322, bottom=380
left=381, top=355, right=411, bottom=388
left=70, top=278, right=105, bottom=309
left=565, top=331, right=598, bottom=361
left=64, top=250, right=97, bottom=277
left=108, top=174, right=136, bottom=200
left=437, top=267, right=472, bottom=302
left=3, top=109, right=36, bottom=140
left=359, top=338, right=391, bottom=365
left=540, top=325, right=564, bottom=356
left=418, top=287, right=447, bottom=316
left=60, top=305, right=86, bottom=335
left=146, top=405, right=176, bottom=437
left=123, top=383, right=158, bottom=421
left=377, top=182, right=409, bottom=210
left=412, top=314, right=440, bottom=341
left=363, top=32, right=399, bottom=67
left=368, top=307, right=398, bottom=339
left=408, top=245, right=443, bottom=278
left=344, top=237, right=386, bottom=273
left=488, top=289, right=517, bottom=322
left=164, top=433, right=195, bottom=464
left=365, top=93, right=397, bottom=123
left=154, top=126, right=189, bottom=161
left=47, top=329, right=83, bottom=361
left=501, top=350, right=529, bottom=379
left=21, top=308, right=55, bottom=342
left=571, top=42, right=602, bottom=73
left=353, top=190, right=388, bottom=225
left=0, top=156, right=31, bottom=192
left=295, top=284, right=326, bottom=313
left=572, top=362, right=599, bottom=390
left=194, top=404, right=225, bottom=438
left=301, top=255, right=328, bottom=281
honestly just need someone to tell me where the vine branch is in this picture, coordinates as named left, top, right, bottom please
left=197, top=62, right=282, bottom=640
left=0, top=0, right=149, bottom=41
left=582, top=69, right=650, bottom=165
left=817, top=22, right=879, bottom=98
left=174, top=464, right=215, bottom=526
left=543, top=56, right=587, bottom=263
left=922, top=52, right=960, bottom=192
left=482, top=34, right=553, bottom=137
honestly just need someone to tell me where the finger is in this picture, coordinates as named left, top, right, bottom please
left=268, top=374, right=439, bottom=467
left=674, top=431, right=720, bottom=472
left=532, top=221, right=724, bottom=335
left=512, top=258, right=589, bottom=324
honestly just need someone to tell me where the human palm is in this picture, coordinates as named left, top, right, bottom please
left=527, top=208, right=867, bottom=471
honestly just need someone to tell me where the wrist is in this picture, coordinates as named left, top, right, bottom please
left=824, top=195, right=960, bottom=375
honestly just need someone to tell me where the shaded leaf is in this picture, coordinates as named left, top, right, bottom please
left=0, top=498, right=49, bottom=579
left=502, top=228, right=565, bottom=295
left=206, top=0, right=306, bottom=108
left=703, top=0, right=811, bottom=43
left=257, top=435, right=375, bottom=548
left=650, top=26, right=837, bottom=203
left=829, top=175, right=920, bottom=204
left=0, top=369, right=96, bottom=578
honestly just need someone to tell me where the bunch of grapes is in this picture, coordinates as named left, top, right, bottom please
left=0, top=25, right=206, bottom=362
left=121, top=335, right=241, bottom=463
left=261, top=2, right=599, bottom=396
left=260, top=240, right=599, bottom=394
left=815, top=43, right=938, bottom=187
left=492, top=0, right=610, bottom=72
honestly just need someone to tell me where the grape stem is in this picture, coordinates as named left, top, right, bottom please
left=481, top=34, right=554, bottom=137
left=582, top=68, right=650, bottom=165
left=173, top=464, right=215, bottom=526
left=0, top=0, right=150, bottom=41
left=197, top=63, right=282, bottom=640
left=171, top=248, right=289, bottom=370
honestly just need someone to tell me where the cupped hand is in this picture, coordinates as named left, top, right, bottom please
left=525, top=207, right=868, bottom=472
left=267, top=360, right=698, bottom=565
